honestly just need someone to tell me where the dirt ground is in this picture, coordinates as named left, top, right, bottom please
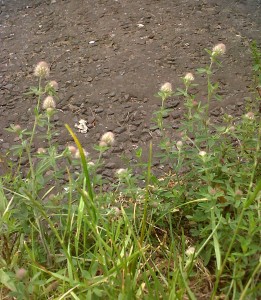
left=1, top=0, right=261, bottom=177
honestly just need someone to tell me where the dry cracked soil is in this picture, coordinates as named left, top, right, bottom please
left=1, top=0, right=261, bottom=179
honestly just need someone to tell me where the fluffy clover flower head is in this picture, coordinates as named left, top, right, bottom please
left=43, top=96, right=56, bottom=110
left=34, top=61, right=50, bottom=78
left=116, top=168, right=128, bottom=176
left=176, top=140, right=183, bottom=150
left=100, top=131, right=115, bottom=147
left=160, top=82, right=172, bottom=93
left=185, top=246, right=196, bottom=256
left=184, top=72, right=195, bottom=82
left=49, top=80, right=59, bottom=91
left=199, top=150, right=207, bottom=157
left=212, top=43, right=226, bottom=56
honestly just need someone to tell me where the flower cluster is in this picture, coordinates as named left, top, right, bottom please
left=99, top=132, right=115, bottom=147
left=245, top=111, right=255, bottom=120
left=115, top=168, right=128, bottom=179
left=212, top=43, right=226, bottom=56
left=160, top=82, right=172, bottom=93
left=34, top=61, right=50, bottom=78
left=199, top=150, right=207, bottom=157
left=34, top=61, right=59, bottom=112
left=184, top=72, right=194, bottom=82
left=176, top=140, right=183, bottom=151
left=49, top=80, right=59, bottom=91
left=42, top=96, right=56, bottom=110
left=185, top=246, right=196, bottom=257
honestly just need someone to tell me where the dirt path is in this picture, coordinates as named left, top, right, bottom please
left=1, top=0, right=261, bottom=176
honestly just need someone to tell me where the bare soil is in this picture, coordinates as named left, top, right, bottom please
left=1, top=0, right=261, bottom=177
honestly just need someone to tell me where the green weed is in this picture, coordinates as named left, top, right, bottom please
left=0, top=43, right=260, bottom=299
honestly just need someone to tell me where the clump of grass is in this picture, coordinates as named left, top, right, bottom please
left=0, top=43, right=260, bottom=299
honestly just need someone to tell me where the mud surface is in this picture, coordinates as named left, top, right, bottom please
left=1, top=0, right=261, bottom=176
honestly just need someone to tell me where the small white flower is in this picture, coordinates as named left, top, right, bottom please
left=37, top=147, right=46, bottom=154
left=176, top=140, right=183, bottom=151
left=199, top=150, right=207, bottom=157
left=185, top=246, right=196, bottom=256
left=111, top=206, right=121, bottom=216
left=212, top=43, right=226, bottom=56
left=245, top=112, right=255, bottom=120
left=100, top=131, right=115, bottom=147
left=67, top=145, right=77, bottom=156
left=160, top=82, right=172, bottom=93
left=42, top=96, right=56, bottom=110
left=74, top=148, right=89, bottom=159
left=16, top=268, right=27, bottom=280
left=184, top=73, right=194, bottom=82
left=49, top=80, right=59, bottom=91
left=116, top=168, right=128, bottom=177
left=34, top=61, right=50, bottom=78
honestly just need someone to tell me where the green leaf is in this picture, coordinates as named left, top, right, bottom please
left=0, top=183, right=8, bottom=215
left=0, top=269, right=17, bottom=292
left=197, top=68, right=207, bottom=74
left=244, top=179, right=261, bottom=208
left=253, top=64, right=260, bottom=71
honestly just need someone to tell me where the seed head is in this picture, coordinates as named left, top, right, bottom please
left=67, top=145, right=77, bottom=156
left=184, top=73, right=194, bottom=82
left=160, top=82, right=172, bottom=93
left=13, top=124, right=22, bottom=133
left=245, top=112, right=255, bottom=120
left=111, top=206, right=121, bottom=216
left=176, top=140, right=183, bottom=151
left=235, top=189, right=243, bottom=197
left=100, top=131, right=115, bottom=147
left=199, top=150, right=207, bottom=157
left=185, top=246, right=196, bottom=256
left=192, top=100, right=198, bottom=107
left=37, top=147, right=46, bottom=154
left=212, top=43, right=226, bottom=56
left=209, top=188, right=217, bottom=195
left=43, top=96, right=56, bottom=110
left=74, top=148, right=89, bottom=159
left=116, top=168, right=128, bottom=177
left=16, top=268, right=27, bottom=280
left=34, top=61, right=50, bottom=78
left=49, top=80, right=59, bottom=91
